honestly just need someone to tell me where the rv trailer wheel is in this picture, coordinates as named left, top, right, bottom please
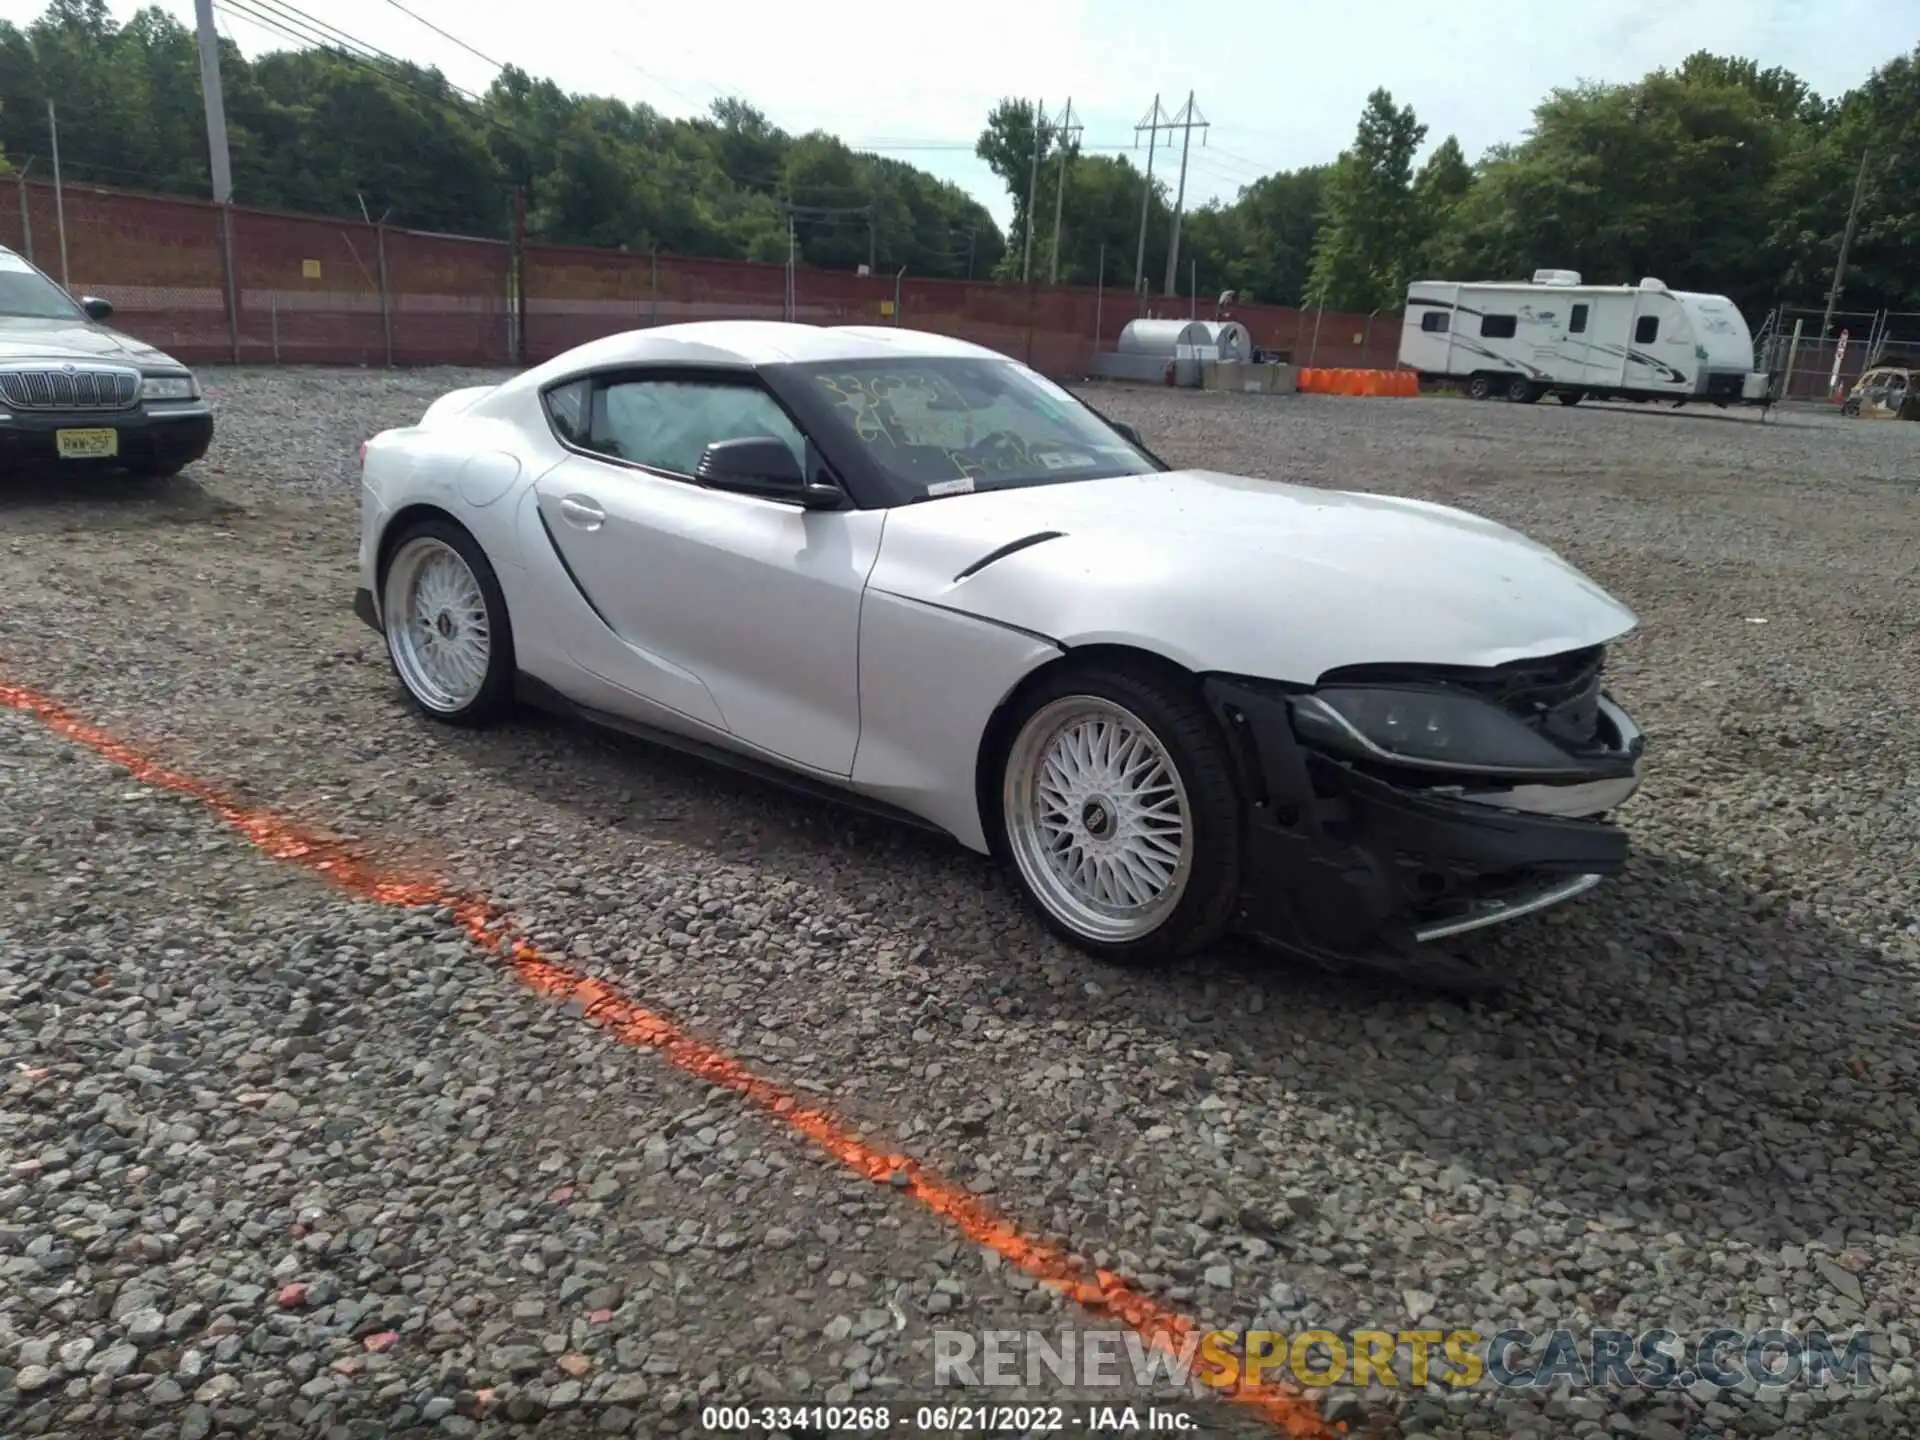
left=1505, top=376, right=1538, bottom=403
left=1556, top=390, right=1584, bottom=406
left=1467, top=374, right=1494, bottom=400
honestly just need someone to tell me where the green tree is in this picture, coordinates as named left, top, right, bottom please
left=976, top=98, right=1172, bottom=287
left=1180, top=165, right=1327, bottom=305
left=1407, top=135, right=1471, bottom=276
left=1428, top=71, right=1790, bottom=312
left=0, top=1, right=1002, bottom=275
left=1306, top=88, right=1428, bottom=309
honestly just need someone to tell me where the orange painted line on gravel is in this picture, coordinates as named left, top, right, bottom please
left=0, top=679, right=1338, bottom=1438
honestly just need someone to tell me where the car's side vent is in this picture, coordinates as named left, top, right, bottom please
left=952, top=530, right=1066, bottom=583
left=535, top=507, right=616, bottom=631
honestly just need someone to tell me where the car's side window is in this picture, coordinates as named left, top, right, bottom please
left=544, top=378, right=590, bottom=444
left=586, top=378, right=806, bottom=479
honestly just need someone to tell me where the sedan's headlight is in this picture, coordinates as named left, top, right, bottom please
left=140, top=373, right=199, bottom=401
left=1289, top=686, right=1593, bottom=777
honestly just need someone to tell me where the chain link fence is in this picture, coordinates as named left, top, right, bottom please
left=2, top=175, right=1393, bottom=376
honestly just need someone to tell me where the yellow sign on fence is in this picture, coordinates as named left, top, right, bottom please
left=302, top=259, right=321, bottom=280
left=879, top=299, right=895, bottom=317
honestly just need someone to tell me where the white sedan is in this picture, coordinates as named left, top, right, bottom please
left=354, top=322, right=1645, bottom=979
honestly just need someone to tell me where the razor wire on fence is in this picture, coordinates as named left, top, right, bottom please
left=0, top=175, right=1402, bottom=376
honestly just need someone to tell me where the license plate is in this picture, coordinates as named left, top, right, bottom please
left=56, top=427, right=119, bottom=459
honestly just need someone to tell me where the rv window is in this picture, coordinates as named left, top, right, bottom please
left=1480, top=314, right=1517, bottom=339
left=1569, top=304, right=1589, bottom=334
left=1420, top=311, right=1449, bottom=333
left=1635, top=315, right=1660, bottom=344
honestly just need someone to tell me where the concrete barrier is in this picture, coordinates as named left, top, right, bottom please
left=1202, top=360, right=1298, bottom=395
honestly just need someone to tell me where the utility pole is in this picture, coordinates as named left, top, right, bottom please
left=1047, top=98, right=1082, bottom=286
left=46, top=102, right=69, bottom=290
left=1821, top=146, right=1870, bottom=338
left=785, top=206, right=796, bottom=321
left=1021, top=98, right=1044, bottom=285
left=964, top=226, right=977, bottom=281
left=1132, top=94, right=1167, bottom=298
left=193, top=0, right=233, bottom=203
left=1161, top=91, right=1208, bottom=297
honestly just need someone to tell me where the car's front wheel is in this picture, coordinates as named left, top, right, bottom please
left=379, top=518, right=515, bottom=727
left=996, top=663, right=1241, bottom=965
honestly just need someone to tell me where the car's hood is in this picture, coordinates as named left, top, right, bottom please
left=0, top=316, right=182, bottom=368
left=866, top=469, right=1637, bottom=681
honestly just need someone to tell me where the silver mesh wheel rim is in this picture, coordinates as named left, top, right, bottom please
left=384, top=536, right=492, bottom=713
left=1003, top=694, right=1194, bottom=944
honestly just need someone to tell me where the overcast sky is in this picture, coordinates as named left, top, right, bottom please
left=3, top=0, right=1910, bottom=227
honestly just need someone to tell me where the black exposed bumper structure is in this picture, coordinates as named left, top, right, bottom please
left=1201, top=670, right=1642, bottom=973
left=0, top=405, right=214, bottom=474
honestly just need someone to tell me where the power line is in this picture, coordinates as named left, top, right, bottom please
left=225, top=0, right=495, bottom=111
left=217, top=0, right=527, bottom=145
left=375, top=0, right=505, bottom=72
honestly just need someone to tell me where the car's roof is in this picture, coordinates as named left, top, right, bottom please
left=515, top=320, right=1011, bottom=388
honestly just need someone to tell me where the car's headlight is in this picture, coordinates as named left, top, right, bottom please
left=1289, top=686, right=1593, bottom=777
left=140, top=374, right=199, bottom=401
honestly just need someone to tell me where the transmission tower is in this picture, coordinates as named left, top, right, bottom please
left=1048, top=98, right=1084, bottom=285
left=1159, top=91, right=1208, bottom=297
left=1131, top=94, right=1170, bottom=298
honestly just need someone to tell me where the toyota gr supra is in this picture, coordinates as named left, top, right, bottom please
left=353, top=322, right=1646, bottom=980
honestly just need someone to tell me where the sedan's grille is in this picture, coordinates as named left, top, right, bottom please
left=0, top=366, right=141, bottom=412
left=1320, top=644, right=1608, bottom=748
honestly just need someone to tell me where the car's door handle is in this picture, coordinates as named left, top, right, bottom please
left=557, top=495, right=605, bottom=530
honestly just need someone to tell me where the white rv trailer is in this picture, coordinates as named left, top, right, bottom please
left=1398, top=270, right=1773, bottom=408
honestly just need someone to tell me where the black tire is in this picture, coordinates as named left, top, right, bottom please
left=1466, top=374, right=1494, bottom=401
left=1556, top=390, right=1584, bottom=406
left=990, top=659, right=1241, bottom=966
left=1505, top=376, right=1537, bottom=403
left=377, top=516, right=516, bottom=728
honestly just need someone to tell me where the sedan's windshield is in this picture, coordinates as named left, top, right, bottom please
left=0, top=252, right=82, bottom=320
left=792, top=356, right=1157, bottom=501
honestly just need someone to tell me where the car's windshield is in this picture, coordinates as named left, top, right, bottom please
left=0, top=252, right=82, bottom=320
left=792, top=356, right=1156, bottom=501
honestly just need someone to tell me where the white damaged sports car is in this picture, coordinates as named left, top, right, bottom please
left=355, top=322, right=1646, bottom=978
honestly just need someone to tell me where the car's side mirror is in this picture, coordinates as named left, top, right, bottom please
left=696, top=436, right=841, bottom=509
left=1112, top=420, right=1144, bottom=448
left=80, top=296, right=114, bottom=321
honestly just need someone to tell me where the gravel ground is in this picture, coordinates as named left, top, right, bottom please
left=4, top=367, right=1920, bottom=1440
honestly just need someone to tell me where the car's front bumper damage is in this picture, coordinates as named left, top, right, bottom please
left=1202, top=673, right=1644, bottom=978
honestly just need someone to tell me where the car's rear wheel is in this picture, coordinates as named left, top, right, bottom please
left=996, top=663, right=1240, bottom=965
left=380, top=519, right=514, bottom=727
